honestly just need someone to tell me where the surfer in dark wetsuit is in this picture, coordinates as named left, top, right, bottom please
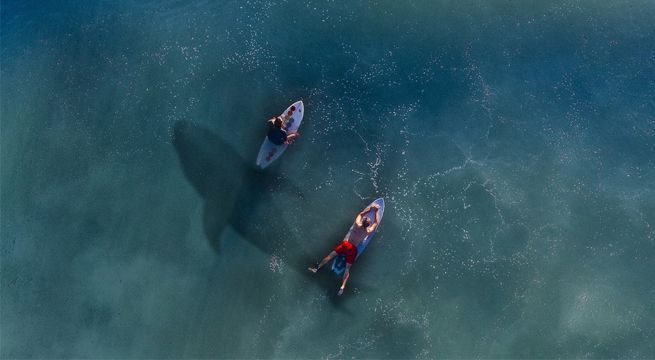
left=308, top=203, right=381, bottom=295
left=267, top=116, right=299, bottom=145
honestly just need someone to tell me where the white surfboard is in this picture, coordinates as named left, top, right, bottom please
left=332, top=198, right=385, bottom=275
left=255, top=100, right=304, bottom=169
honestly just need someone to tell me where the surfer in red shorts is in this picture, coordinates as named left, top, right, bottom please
left=308, top=203, right=381, bottom=295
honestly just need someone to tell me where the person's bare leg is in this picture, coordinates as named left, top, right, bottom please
left=337, top=264, right=352, bottom=296
left=308, top=251, right=338, bottom=273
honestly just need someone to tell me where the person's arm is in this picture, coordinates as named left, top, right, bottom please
left=338, top=263, right=352, bottom=296
left=358, top=203, right=378, bottom=217
left=367, top=208, right=382, bottom=233
left=285, top=132, right=300, bottom=144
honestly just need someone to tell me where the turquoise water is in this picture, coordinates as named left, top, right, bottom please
left=2, top=0, right=655, bottom=358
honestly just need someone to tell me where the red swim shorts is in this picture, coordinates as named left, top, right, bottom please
left=334, top=241, right=358, bottom=264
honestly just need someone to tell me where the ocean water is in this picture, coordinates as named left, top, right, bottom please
left=2, top=0, right=655, bottom=358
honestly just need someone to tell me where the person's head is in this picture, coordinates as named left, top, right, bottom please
left=273, top=117, right=283, bottom=128
left=360, top=217, right=371, bottom=228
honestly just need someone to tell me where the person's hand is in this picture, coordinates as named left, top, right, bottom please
left=337, top=286, right=345, bottom=296
left=308, top=266, right=318, bottom=273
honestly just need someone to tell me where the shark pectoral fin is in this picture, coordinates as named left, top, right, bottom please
left=266, top=173, right=305, bottom=200
left=230, top=199, right=316, bottom=278
left=231, top=200, right=288, bottom=253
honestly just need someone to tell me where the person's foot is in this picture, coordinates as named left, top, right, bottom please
left=337, top=287, right=345, bottom=296
left=308, top=267, right=318, bottom=273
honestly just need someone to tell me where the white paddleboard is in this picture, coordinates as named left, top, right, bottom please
left=255, top=100, right=304, bottom=169
left=332, top=198, right=385, bottom=274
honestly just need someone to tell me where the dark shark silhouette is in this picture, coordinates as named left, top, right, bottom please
left=172, top=121, right=373, bottom=309
left=172, top=120, right=301, bottom=255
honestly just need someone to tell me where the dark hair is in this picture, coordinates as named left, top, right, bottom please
left=361, top=217, right=371, bottom=227
left=273, top=117, right=283, bottom=127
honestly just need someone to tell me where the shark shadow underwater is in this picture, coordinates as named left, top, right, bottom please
left=172, top=120, right=376, bottom=307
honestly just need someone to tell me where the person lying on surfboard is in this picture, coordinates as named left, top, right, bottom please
left=308, top=203, right=381, bottom=295
left=267, top=116, right=300, bottom=146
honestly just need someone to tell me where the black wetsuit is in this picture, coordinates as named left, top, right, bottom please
left=267, top=123, right=288, bottom=145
